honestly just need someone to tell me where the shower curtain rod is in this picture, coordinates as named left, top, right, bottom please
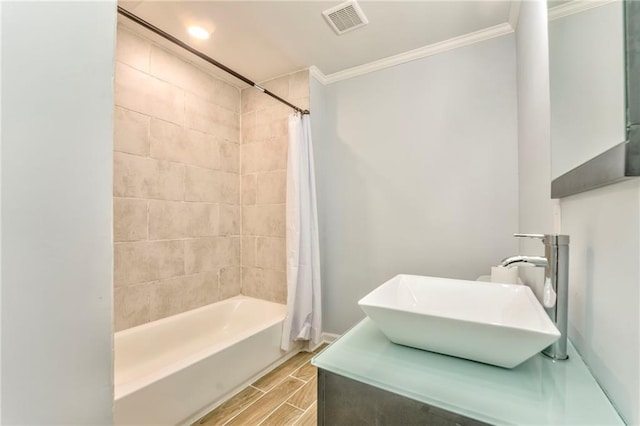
left=117, top=6, right=310, bottom=115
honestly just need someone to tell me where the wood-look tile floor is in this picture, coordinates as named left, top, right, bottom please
left=195, top=345, right=326, bottom=426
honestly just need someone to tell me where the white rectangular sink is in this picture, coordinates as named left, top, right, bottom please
left=358, top=274, right=560, bottom=368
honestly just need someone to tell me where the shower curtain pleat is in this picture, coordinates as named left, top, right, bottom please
left=281, top=113, right=322, bottom=351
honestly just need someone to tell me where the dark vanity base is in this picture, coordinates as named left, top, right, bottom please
left=317, top=369, right=489, bottom=426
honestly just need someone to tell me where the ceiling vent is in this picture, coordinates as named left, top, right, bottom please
left=322, top=1, right=369, bottom=35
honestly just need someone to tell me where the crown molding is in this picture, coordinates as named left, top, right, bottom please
left=508, top=0, right=521, bottom=29
left=310, top=22, right=514, bottom=85
left=309, top=65, right=329, bottom=86
left=548, top=0, right=617, bottom=21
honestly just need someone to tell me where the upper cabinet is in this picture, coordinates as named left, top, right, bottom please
left=549, top=1, right=640, bottom=198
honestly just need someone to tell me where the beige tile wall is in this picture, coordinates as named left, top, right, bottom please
left=240, top=71, right=310, bottom=304
left=113, top=26, right=242, bottom=331
left=114, top=24, right=310, bottom=330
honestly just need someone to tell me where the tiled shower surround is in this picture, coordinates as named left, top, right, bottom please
left=113, top=25, right=309, bottom=331
left=240, top=73, right=310, bottom=304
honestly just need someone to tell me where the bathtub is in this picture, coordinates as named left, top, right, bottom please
left=114, top=295, right=291, bottom=425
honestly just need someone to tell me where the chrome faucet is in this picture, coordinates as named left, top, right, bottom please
left=500, top=233, right=570, bottom=361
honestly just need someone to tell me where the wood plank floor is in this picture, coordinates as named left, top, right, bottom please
left=195, top=345, right=326, bottom=426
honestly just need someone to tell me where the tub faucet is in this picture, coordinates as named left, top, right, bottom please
left=500, top=233, right=570, bottom=361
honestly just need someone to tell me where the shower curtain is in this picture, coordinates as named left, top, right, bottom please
left=281, top=113, right=322, bottom=351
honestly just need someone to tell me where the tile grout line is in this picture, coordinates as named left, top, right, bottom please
left=253, top=379, right=306, bottom=426
left=292, top=401, right=316, bottom=426
left=218, top=388, right=267, bottom=426
left=256, top=399, right=304, bottom=426
left=285, top=402, right=303, bottom=411
left=254, top=369, right=306, bottom=394
left=289, top=357, right=320, bottom=424
left=254, top=402, right=289, bottom=426
left=115, top=195, right=241, bottom=205
left=239, top=93, right=244, bottom=297
left=280, top=362, right=314, bottom=414
left=115, top=234, right=243, bottom=244
left=222, top=376, right=303, bottom=426
left=290, top=362, right=311, bottom=384
left=286, top=376, right=313, bottom=412
left=115, top=138, right=240, bottom=163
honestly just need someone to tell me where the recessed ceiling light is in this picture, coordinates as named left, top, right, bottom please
left=187, top=26, right=210, bottom=40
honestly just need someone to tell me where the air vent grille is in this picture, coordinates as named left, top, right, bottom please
left=328, top=5, right=361, bottom=32
left=323, top=1, right=369, bottom=35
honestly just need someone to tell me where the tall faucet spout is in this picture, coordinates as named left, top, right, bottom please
left=500, top=255, right=549, bottom=269
left=502, top=233, right=570, bottom=361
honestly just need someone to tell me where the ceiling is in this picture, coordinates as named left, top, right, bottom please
left=119, top=1, right=515, bottom=87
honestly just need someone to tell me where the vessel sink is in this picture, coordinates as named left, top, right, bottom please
left=358, top=274, right=560, bottom=368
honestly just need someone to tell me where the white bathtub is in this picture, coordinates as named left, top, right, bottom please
left=114, top=295, right=290, bottom=425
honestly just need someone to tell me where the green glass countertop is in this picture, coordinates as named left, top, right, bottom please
left=312, top=318, right=623, bottom=425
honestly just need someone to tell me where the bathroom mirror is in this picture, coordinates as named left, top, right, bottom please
left=549, top=0, right=640, bottom=198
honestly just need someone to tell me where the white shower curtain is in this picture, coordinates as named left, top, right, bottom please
left=281, top=113, right=322, bottom=351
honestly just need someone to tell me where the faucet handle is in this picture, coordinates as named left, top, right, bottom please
left=513, top=233, right=546, bottom=240
left=514, top=233, right=570, bottom=246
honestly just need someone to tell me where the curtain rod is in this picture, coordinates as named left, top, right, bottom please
left=117, top=6, right=310, bottom=115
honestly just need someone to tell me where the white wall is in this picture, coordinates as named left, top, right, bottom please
left=516, top=1, right=639, bottom=422
left=560, top=181, right=640, bottom=424
left=0, top=2, right=3, bottom=419
left=312, top=34, right=519, bottom=334
left=515, top=0, right=556, bottom=265
left=1, top=2, right=116, bottom=423
left=549, top=2, right=626, bottom=178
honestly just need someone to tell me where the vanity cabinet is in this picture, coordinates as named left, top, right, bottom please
left=317, top=368, right=487, bottom=426
left=312, top=319, right=623, bottom=426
